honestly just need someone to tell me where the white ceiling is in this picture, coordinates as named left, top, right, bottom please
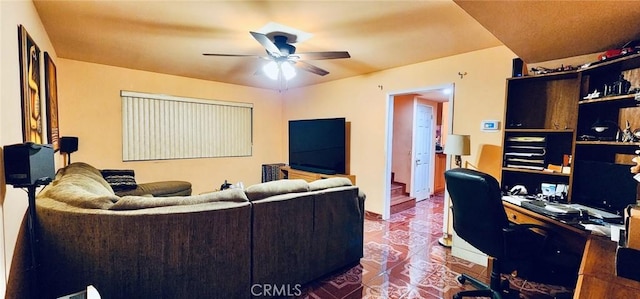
left=33, top=1, right=640, bottom=91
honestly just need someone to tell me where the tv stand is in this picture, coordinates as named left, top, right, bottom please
left=280, top=166, right=356, bottom=185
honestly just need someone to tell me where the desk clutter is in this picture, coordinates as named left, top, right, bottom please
left=503, top=191, right=626, bottom=239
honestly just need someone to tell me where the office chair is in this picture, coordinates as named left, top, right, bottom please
left=444, top=168, right=565, bottom=299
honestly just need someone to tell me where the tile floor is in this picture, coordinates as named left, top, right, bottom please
left=296, top=192, right=571, bottom=299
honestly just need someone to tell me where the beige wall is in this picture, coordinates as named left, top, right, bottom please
left=1, top=0, right=59, bottom=294
left=58, top=59, right=284, bottom=195
left=283, top=46, right=515, bottom=216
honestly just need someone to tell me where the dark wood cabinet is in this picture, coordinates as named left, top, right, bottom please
left=501, top=72, right=580, bottom=198
left=502, top=53, right=640, bottom=211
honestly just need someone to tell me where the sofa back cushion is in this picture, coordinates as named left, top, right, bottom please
left=244, top=179, right=309, bottom=201
left=110, top=188, right=249, bottom=210
left=41, top=173, right=119, bottom=209
left=308, top=177, right=352, bottom=191
left=57, top=162, right=115, bottom=193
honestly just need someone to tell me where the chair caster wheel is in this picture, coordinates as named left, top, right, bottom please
left=457, top=275, right=466, bottom=284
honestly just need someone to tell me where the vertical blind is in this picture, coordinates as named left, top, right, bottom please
left=121, top=91, right=253, bottom=161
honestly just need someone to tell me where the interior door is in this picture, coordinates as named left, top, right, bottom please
left=412, top=104, right=433, bottom=201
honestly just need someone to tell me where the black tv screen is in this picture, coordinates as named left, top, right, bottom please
left=572, top=160, right=638, bottom=214
left=288, top=118, right=346, bottom=175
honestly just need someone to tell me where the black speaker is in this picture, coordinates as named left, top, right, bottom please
left=60, top=136, right=79, bottom=154
left=512, top=58, right=524, bottom=77
left=3, top=143, right=55, bottom=186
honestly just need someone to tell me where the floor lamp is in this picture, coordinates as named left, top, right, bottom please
left=439, top=134, right=470, bottom=247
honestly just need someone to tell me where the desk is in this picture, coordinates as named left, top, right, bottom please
left=574, top=236, right=640, bottom=299
left=503, top=201, right=640, bottom=299
left=503, top=202, right=589, bottom=257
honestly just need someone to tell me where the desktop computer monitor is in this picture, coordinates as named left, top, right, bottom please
left=572, top=160, right=638, bottom=214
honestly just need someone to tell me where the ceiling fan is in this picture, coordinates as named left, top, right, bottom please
left=203, top=31, right=350, bottom=79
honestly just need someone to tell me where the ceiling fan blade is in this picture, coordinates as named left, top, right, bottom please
left=202, top=53, right=261, bottom=57
left=250, top=31, right=283, bottom=57
left=292, top=51, right=351, bottom=60
left=294, top=61, right=330, bottom=76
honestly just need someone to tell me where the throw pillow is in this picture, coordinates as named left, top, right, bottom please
left=101, top=169, right=138, bottom=191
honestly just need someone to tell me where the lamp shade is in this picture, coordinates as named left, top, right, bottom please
left=444, top=134, right=470, bottom=156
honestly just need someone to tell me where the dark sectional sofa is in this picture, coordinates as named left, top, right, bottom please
left=8, top=162, right=365, bottom=299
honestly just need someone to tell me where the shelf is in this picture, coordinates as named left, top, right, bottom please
left=579, top=52, right=640, bottom=73
left=509, top=70, right=578, bottom=81
left=505, top=129, right=574, bottom=133
left=576, top=141, right=640, bottom=146
left=579, top=93, right=638, bottom=105
left=502, top=167, right=571, bottom=177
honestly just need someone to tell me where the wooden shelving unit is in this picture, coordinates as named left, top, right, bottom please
left=502, top=53, right=640, bottom=205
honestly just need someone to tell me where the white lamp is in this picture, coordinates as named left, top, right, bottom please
left=444, top=134, right=470, bottom=167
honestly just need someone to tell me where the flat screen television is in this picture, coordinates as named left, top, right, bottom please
left=572, top=160, right=638, bottom=214
left=288, top=117, right=346, bottom=175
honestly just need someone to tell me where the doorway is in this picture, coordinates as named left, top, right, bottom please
left=384, top=84, right=454, bottom=220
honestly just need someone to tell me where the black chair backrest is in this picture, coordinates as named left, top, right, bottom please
left=444, top=168, right=510, bottom=258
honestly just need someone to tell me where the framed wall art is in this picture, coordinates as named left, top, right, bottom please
left=44, top=52, right=60, bottom=151
left=18, top=24, right=43, bottom=144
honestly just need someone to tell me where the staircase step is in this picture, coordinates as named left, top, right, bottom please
left=391, top=183, right=407, bottom=196
left=390, top=195, right=416, bottom=214
left=391, top=189, right=405, bottom=197
left=390, top=181, right=414, bottom=214
left=391, top=194, right=413, bottom=205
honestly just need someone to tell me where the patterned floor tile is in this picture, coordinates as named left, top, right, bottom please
left=294, top=193, right=563, bottom=299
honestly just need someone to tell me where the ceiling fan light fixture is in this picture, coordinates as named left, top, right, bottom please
left=281, top=61, right=296, bottom=80
left=263, top=61, right=279, bottom=80
left=263, top=60, right=296, bottom=81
